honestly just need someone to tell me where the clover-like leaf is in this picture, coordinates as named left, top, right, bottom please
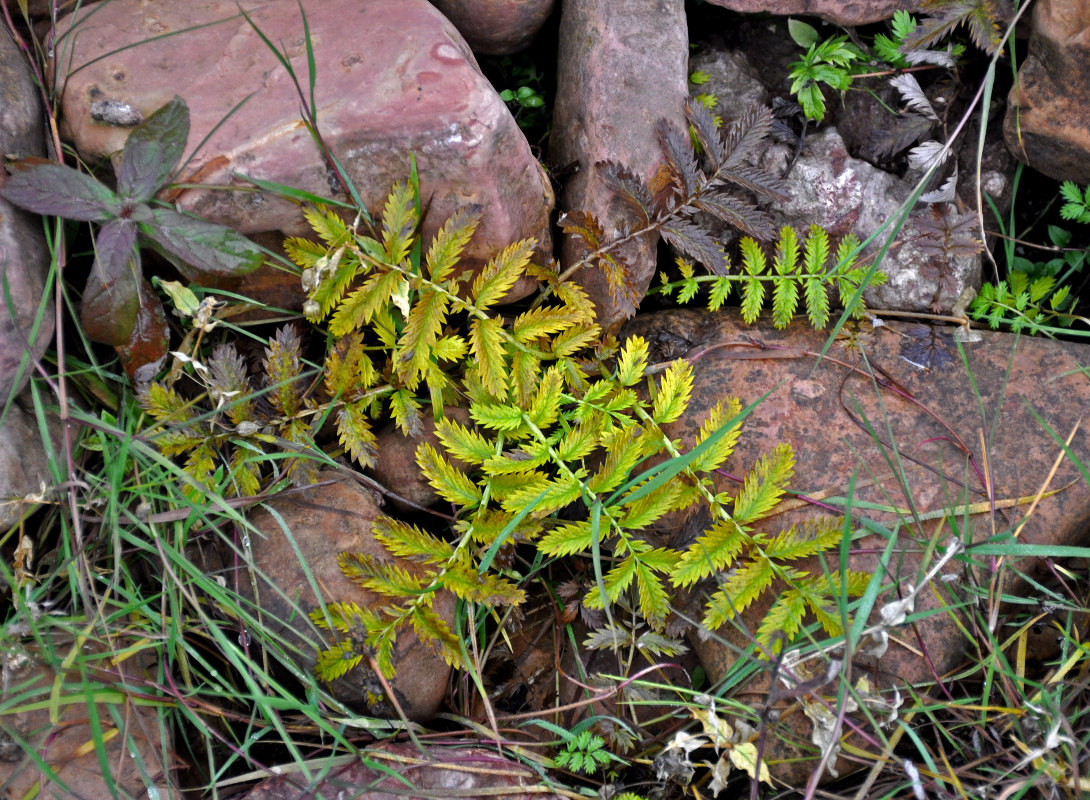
left=142, top=208, right=264, bottom=279
left=0, top=162, right=120, bottom=221
left=116, top=96, right=189, bottom=202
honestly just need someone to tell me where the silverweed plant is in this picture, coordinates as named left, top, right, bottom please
left=138, top=107, right=880, bottom=684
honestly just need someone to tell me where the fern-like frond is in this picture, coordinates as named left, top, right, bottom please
left=469, top=316, right=509, bottom=399
left=396, top=288, right=449, bottom=390
left=501, top=471, right=585, bottom=517
left=312, top=600, right=373, bottom=632
left=410, top=604, right=464, bottom=669
left=337, top=552, right=425, bottom=598
left=329, top=268, right=403, bottom=337
left=585, top=554, right=638, bottom=608
left=718, top=104, right=777, bottom=172
left=337, top=399, right=376, bottom=468
left=538, top=520, right=594, bottom=557
left=614, top=481, right=684, bottom=530
left=553, top=423, right=599, bottom=465
left=597, top=161, right=655, bottom=227
left=303, top=205, right=352, bottom=247
left=442, top=562, right=526, bottom=606
left=416, top=441, right=482, bottom=508
left=688, top=398, right=744, bottom=474
left=755, top=588, right=808, bottom=652
left=472, top=239, right=535, bottom=310
left=732, top=442, right=794, bottom=524
left=766, top=520, right=841, bottom=561
left=634, top=561, right=671, bottom=629
left=426, top=210, right=478, bottom=284
left=526, top=368, right=564, bottom=430
left=511, top=305, right=577, bottom=344
left=138, top=382, right=196, bottom=425
left=434, top=418, right=494, bottom=465
left=587, top=427, right=645, bottom=495
left=707, top=557, right=776, bottom=623
left=307, top=246, right=361, bottom=322
left=616, top=336, right=649, bottom=387
left=263, top=325, right=303, bottom=417
left=381, top=181, right=418, bottom=266
left=314, top=640, right=366, bottom=681
left=660, top=218, right=725, bottom=273
left=284, top=235, right=326, bottom=269
left=226, top=449, right=262, bottom=498
left=458, top=508, right=543, bottom=545
left=671, top=517, right=749, bottom=587
left=470, top=401, right=527, bottom=435
left=372, top=515, right=455, bottom=563
left=652, top=360, right=693, bottom=425
left=389, top=387, right=423, bottom=437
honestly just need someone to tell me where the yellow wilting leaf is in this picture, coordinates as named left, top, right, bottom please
left=728, top=743, right=772, bottom=786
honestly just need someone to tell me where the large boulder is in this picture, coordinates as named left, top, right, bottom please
left=0, top=646, right=180, bottom=798
left=196, top=472, right=455, bottom=722
left=762, top=127, right=982, bottom=314
left=429, top=0, right=557, bottom=55
left=701, top=0, right=918, bottom=26
left=0, top=26, right=53, bottom=401
left=622, top=308, right=1090, bottom=783
left=550, top=0, right=688, bottom=330
left=51, top=0, right=553, bottom=300
left=1004, top=0, right=1090, bottom=184
left=0, top=399, right=61, bottom=531
left=244, top=742, right=565, bottom=799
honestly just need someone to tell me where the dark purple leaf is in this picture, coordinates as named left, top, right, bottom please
left=660, top=218, right=726, bottom=273
left=719, top=105, right=775, bottom=170
left=868, top=114, right=934, bottom=159
left=685, top=100, right=723, bottom=171
left=655, top=120, right=701, bottom=198
left=899, top=325, right=956, bottom=371
left=596, top=161, right=654, bottom=227
left=693, top=194, right=776, bottom=241
left=81, top=220, right=140, bottom=346
left=0, top=163, right=119, bottom=221
left=117, top=96, right=190, bottom=202
left=115, top=280, right=170, bottom=381
left=717, top=164, right=787, bottom=203
left=142, top=209, right=263, bottom=280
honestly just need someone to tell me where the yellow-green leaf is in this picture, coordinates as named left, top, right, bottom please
left=416, top=441, right=482, bottom=507
left=469, top=316, right=508, bottom=399
left=616, top=336, right=649, bottom=387
left=472, top=238, right=535, bottom=310
left=652, top=360, right=693, bottom=424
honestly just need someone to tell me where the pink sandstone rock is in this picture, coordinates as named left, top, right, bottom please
left=703, top=0, right=918, bottom=26
left=51, top=0, right=553, bottom=299
left=550, top=0, right=688, bottom=330
left=1004, top=0, right=1090, bottom=184
left=430, top=0, right=557, bottom=55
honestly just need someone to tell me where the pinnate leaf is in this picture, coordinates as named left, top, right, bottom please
left=652, top=360, right=693, bottom=424
left=473, top=239, right=534, bottom=309
left=616, top=336, right=649, bottom=387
